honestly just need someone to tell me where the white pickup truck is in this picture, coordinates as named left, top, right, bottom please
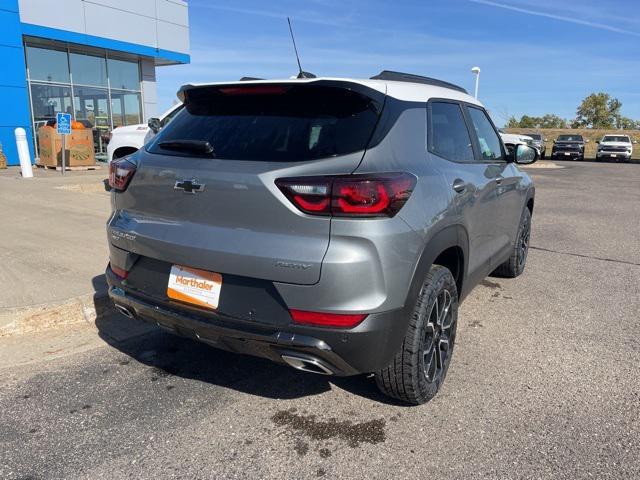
left=596, top=134, right=636, bottom=162
left=107, top=104, right=182, bottom=162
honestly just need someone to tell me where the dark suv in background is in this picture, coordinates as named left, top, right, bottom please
left=106, top=71, right=537, bottom=404
left=552, top=134, right=586, bottom=160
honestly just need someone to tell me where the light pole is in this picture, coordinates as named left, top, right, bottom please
left=471, top=66, right=481, bottom=99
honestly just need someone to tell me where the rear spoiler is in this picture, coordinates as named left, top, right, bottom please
left=177, top=79, right=387, bottom=103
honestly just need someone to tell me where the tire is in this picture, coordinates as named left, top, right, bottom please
left=493, top=207, right=531, bottom=278
left=375, top=265, right=458, bottom=405
left=541, top=151, right=545, bottom=160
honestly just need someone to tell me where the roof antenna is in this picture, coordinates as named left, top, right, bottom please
left=287, top=17, right=316, bottom=79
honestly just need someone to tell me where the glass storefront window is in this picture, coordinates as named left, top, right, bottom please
left=74, top=87, right=111, bottom=160
left=26, top=46, right=70, bottom=83
left=111, top=91, right=142, bottom=127
left=25, top=43, right=143, bottom=162
left=107, top=58, right=140, bottom=91
left=70, top=52, right=107, bottom=87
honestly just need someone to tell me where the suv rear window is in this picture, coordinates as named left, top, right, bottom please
left=148, top=85, right=380, bottom=161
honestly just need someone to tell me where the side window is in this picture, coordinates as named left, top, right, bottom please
left=161, top=105, right=183, bottom=127
left=466, top=107, right=504, bottom=161
left=429, top=102, right=474, bottom=162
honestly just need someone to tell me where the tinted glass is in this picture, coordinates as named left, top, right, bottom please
left=30, top=84, right=72, bottom=121
left=602, top=136, right=629, bottom=142
left=70, top=52, right=107, bottom=87
left=26, top=46, right=70, bottom=83
left=107, top=59, right=140, bottom=91
left=74, top=87, right=110, bottom=128
left=467, top=107, right=504, bottom=161
left=149, top=86, right=380, bottom=161
left=111, top=91, right=142, bottom=127
left=429, top=102, right=474, bottom=162
left=557, top=135, right=583, bottom=141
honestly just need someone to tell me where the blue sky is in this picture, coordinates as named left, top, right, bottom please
left=156, top=0, right=640, bottom=126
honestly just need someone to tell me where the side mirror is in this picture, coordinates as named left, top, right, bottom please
left=544, top=138, right=548, bottom=142
left=585, top=139, right=590, bottom=143
left=147, top=117, right=161, bottom=134
left=596, top=140, right=600, bottom=144
left=633, top=140, right=638, bottom=144
left=514, top=144, right=538, bottom=165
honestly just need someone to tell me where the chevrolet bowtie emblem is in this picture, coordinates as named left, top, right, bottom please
left=174, top=179, right=205, bottom=194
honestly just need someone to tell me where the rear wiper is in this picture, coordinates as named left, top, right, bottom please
left=158, top=140, right=216, bottom=157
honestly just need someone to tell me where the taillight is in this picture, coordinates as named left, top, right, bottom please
left=108, top=158, right=137, bottom=192
left=276, top=173, right=416, bottom=218
left=109, top=263, right=128, bottom=279
left=289, top=309, right=367, bottom=328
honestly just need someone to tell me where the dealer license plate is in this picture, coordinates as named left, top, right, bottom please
left=167, top=265, right=222, bottom=310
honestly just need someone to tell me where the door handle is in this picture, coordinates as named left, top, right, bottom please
left=452, top=179, right=467, bottom=194
left=495, top=176, right=504, bottom=185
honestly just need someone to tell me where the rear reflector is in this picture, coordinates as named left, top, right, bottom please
left=276, top=173, right=416, bottom=218
left=289, top=309, right=367, bottom=328
left=109, top=263, right=128, bottom=279
left=108, top=158, right=137, bottom=192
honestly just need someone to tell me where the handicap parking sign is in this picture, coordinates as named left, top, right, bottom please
left=56, top=113, right=72, bottom=135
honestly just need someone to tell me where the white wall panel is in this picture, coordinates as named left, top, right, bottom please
left=18, top=0, right=85, bottom=34
left=84, top=2, right=157, bottom=48
left=157, top=21, right=189, bottom=53
left=85, top=0, right=155, bottom=18
left=156, top=0, right=188, bottom=27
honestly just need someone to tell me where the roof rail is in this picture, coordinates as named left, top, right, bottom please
left=370, top=70, right=468, bottom=94
left=239, top=76, right=265, bottom=81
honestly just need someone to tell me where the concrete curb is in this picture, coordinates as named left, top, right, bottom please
left=521, top=161, right=563, bottom=169
left=0, top=291, right=114, bottom=337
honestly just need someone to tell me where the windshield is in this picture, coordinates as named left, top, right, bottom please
left=148, top=84, right=381, bottom=161
left=602, top=136, right=629, bottom=143
left=557, top=135, right=583, bottom=142
left=529, top=134, right=542, bottom=140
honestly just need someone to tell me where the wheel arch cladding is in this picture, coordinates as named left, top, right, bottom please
left=404, top=224, right=468, bottom=310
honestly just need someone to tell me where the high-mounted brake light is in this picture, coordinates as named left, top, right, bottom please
left=108, top=158, right=137, bottom=192
left=219, top=85, right=290, bottom=96
left=276, top=173, right=416, bottom=218
left=289, top=309, right=367, bottom=328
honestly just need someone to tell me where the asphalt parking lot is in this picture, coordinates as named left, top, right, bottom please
left=1, top=160, right=639, bottom=480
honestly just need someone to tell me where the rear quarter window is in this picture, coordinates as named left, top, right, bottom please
left=148, top=85, right=381, bottom=161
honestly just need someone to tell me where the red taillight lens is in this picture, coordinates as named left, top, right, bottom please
left=289, top=309, right=367, bottom=328
left=276, top=173, right=416, bottom=218
left=108, top=158, right=137, bottom=192
left=109, top=263, right=128, bottom=279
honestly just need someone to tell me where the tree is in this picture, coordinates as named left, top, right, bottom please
left=539, top=114, right=568, bottom=129
left=573, top=93, right=622, bottom=129
left=617, top=116, right=640, bottom=130
left=504, top=114, right=568, bottom=129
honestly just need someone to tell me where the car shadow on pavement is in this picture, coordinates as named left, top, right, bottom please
left=91, top=276, right=402, bottom=405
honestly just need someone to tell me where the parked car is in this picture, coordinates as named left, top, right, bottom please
left=596, top=134, right=635, bottom=162
left=527, top=133, right=547, bottom=159
left=105, top=71, right=537, bottom=405
left=499, top=131, right=535, bottom=156
left=551, top=134, right=587, bottom=160
left=107, top=104, right=182, bottom=162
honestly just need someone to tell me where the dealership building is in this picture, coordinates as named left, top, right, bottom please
left=0, top=0, right=190, bottom=165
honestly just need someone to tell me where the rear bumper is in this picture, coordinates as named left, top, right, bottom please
left=106, top=269, right=411, bottom=376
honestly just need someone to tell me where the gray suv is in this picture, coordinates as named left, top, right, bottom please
left=106, top=71, right=537, bottom=404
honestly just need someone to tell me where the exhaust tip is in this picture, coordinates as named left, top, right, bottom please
left=281, top=354, right=333, bottom=375
left=114, top=304, right=135, bottom=319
